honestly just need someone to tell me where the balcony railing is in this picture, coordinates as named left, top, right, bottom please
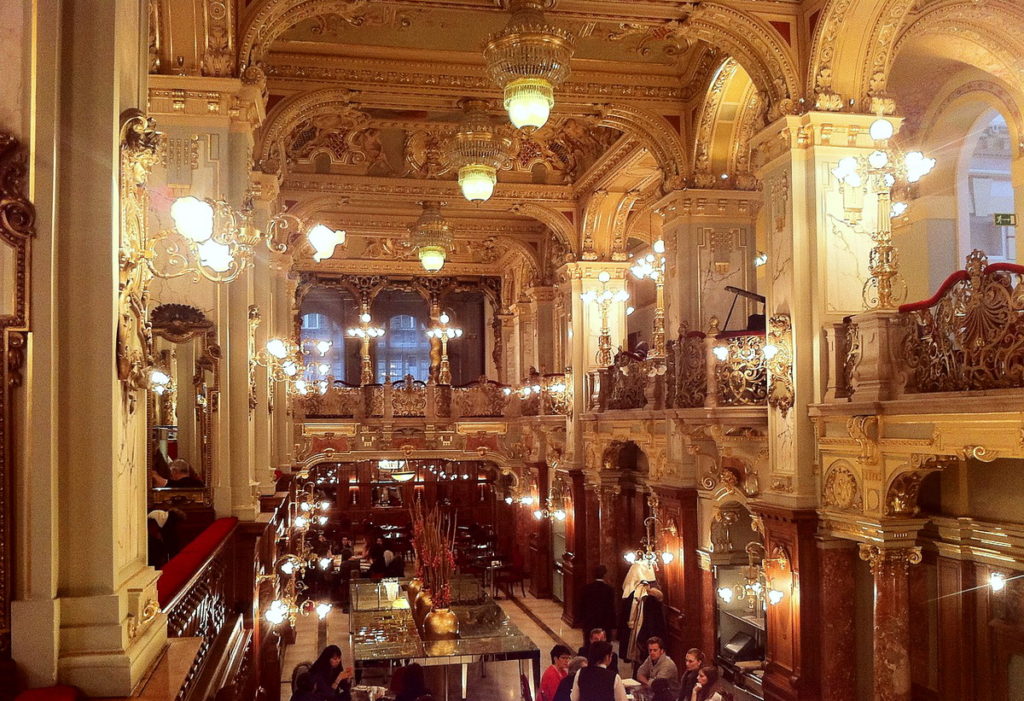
left=832, top=251, right=1024, bottom=401
left=299, top=374, right=570, bottom=420
left=588, top=329, right=768, bottom=413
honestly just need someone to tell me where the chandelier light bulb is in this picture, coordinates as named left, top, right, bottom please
left=266, top=339, right=288, bottom=359
left=762, top=343, right=779, bottom=360
left=458, top=164, right=498, bottom=202
left=533, top=509, right=543, bottom=520
left=150, top=370, right=170, bottom=386
left=315, top=340, right=332, bottom=355
left=293, top=380, right=308, bottom=395
left=439, top=313, right=450, bottom=324
left=554, top=509, right=566, bottom=521
left=717, top=586, right=734, bottom=603
left=868, top=150, right=889, bottom=169
left=661, top=551, right=674, bottom=564
left=316, top=602, right=333, bottom=619
left=990, top=572, right=1007, bottom=591
left=197, top=238, right=233, bottom=273
left=307, top=224, right=346, bottom=262
left=869, top=119, right=895, bottom=141
left=170, top=196, right=215, bottom=243
left=419, top=246, right=447, bottom=272
left=360, top=312, right=371, bottom=323
left=280, top=560, right=296, bottom=576
left=891, top=202, right=908, bottom=218
left=282, top=361, right=298, bottom=377
left=713, top=346, right=729, bottom=362
left=768, top=589, right=785, bottom=606
left=319, top=557, right=331, bottom=570
left=904, top=151, right=936, bottom=182
left=505, top=79, right=554, bottom=130
left=505, top=496, right=514, bottom=504
left=598, top=271, right=611, bottom=283
left=265, top=601, right=288, bottom=625
left=653, top=239, right=665, bottom=254
left=624, top=551, right=637, bottom=564
left=317, top=363, right=330, bottom=375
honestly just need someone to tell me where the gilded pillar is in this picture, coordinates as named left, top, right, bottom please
left=529, top=286, right=558, bottom=373
left=859, top=544, right=922, bottom=701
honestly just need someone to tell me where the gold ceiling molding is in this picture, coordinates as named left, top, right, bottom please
left=280, top=172, right=572, bottom=203
left=508, top=202, right=577, bottom=256
left=596, top=104, right=689, bottom=190
left=257, top=88, right=365, bottom=172
left=263, top=55, right=686, bottom=106
left=684, top=3, right=801, bottom=120
left=571, top=136, right=648, bottom=197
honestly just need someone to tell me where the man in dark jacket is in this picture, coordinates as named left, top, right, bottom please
left=570, top=642, right=627, bottom=701
left=579, top=565, right=617, bottom=648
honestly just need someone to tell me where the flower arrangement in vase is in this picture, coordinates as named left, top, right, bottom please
left=410, top=500, right=459, bottom=639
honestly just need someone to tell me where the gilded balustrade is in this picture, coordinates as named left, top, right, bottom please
left=675, top=331, right=708, bottom=408
left=606, top=353, right=649, bottom=410
left=900, top=251, right=1024, bottom=394
left=712, top=332, right=768, bottom=406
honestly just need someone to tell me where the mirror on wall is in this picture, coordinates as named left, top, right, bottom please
left=148, top=303, right=219, bottom=506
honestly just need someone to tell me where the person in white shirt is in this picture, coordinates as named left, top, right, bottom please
left=569, top=641, right=628, bottom=701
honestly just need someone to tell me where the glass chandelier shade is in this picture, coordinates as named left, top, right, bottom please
left=483, top=0, right=575, bottom=131
left=448, top=99, right=512, bottom=203
left=307, top=223, right=347, bottom=262
left=409, top=201, right=454, bottom=272
left=165, top=196, right=258, bottom=282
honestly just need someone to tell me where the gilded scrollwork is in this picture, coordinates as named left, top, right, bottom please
left=0, top=130, right=35, bottom=660
left=901, top=250, right=1024, bottom=394
left=675, top=327, right=707, bottom=408
left=714, top=333, right=767, bottom=406
left=451, top=379, right=510, bottom=418
left=391, top=375, right=427, bottom=417
left=765, top=314, right=793, bottom=416
left=823, top=462, right=863, bottom=511
left=118, top=110, right=162, bottom=409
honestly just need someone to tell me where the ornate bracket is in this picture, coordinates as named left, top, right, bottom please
left=766, top=314, right=793, bottom=416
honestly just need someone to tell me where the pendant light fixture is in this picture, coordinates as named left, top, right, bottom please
left=448, top=98, right=513, bottom=203
left=409, top=201, right=454, bottom=273
left=484, top=0, right=575, bottom=131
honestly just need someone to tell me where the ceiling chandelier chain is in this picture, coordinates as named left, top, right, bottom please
left=484, top=0, right=576, bottom=131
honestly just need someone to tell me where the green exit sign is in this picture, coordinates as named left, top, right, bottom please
left=994, top=213, right=1017, bottom=226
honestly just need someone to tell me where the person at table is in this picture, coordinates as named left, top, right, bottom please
left=307, top=645, right=353, bottom=700
left=579, top=565, right=617, bottom=648
left=691, top=666, right=724, bottom=701
left=637, top=637, right=678, bottom=691
left=540, top=644, right=573, bottom=701
left=389, top=663, right=432, bottom=701
left=290, top=672, right=319, bottom=701
left=151, top=459, right=204, bottom=488
left=569, top=641, right=627, bottom=701
left=554, top=657, right=587, bottom=701
left=677, top=648, right=705, bottom=701
left=578, top=628, right=618, bottom=674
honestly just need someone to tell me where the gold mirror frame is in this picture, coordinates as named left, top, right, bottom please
left=148, top=303, right=220, bottom=506
left=0, top=132, right=35, bottom=661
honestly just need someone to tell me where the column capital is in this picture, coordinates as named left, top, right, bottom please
left=653, top=188, right=763, bottom=226
left=858, top=543, right=923, bottom=576
left=147, top=74, right=266, bottom=131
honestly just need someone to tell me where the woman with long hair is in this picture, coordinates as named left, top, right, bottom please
left=307, top=645, right=353, bottom=700
left=691, top=666, right=724, bottom=701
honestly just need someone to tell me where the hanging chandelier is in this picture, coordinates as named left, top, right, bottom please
left=409, top=201, right=454, bottom=272
left=483, top=0, right=575, bottom=131
left=623, top=512, right=677, bottom=567
left=448, top=99, right=513, bottom=203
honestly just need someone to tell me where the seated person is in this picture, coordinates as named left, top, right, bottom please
left=578, top=628, right=618, bottom=673
left=151, top=459, right=204, bottom=488
left=553, top=657, right=587, bottom=701
left=637, top=637, right=678, bottom=690
left=541, top=645, right=573, bottom=701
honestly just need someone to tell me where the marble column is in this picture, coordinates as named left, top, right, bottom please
left=698, top=554, right=717, bottom=658
left=818, top=539, right=858, bottom=701
left=859, top=544, right=922, bottom=701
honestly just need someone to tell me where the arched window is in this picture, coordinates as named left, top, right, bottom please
left=961, top=111, right=1016, bottom=261
left=376, top=314, right=431, bottom=382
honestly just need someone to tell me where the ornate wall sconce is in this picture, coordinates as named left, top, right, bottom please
left=716, top=541, right=789, bottom=611
left=831, top=118, right=936, bottom=310
left=150, top=198, right=346, bottom=284
left=765, top=314, right=793, bottom=416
